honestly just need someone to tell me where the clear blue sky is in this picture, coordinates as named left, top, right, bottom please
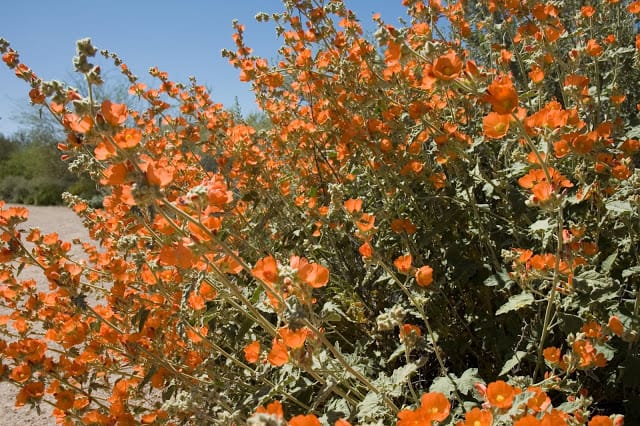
left=0, top=1, right=409, bottom=136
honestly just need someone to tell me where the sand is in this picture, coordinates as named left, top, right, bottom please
left=1, top=204, right=92, bottom=425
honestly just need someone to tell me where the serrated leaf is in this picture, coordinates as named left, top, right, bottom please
left=356, top=391, right=386, bottom=422
left=321, top=301, right=348, bottom=322
left=496, top=293, right=535, bottom=315
left=574, top=269, right=612, bottom=288
left=622, top=266, right=640, bottom=278
left=456, top=368, right=481, bottom=395
left=601, top=250, right=617, bottom=274
left=605, top=200, right=632, bottom=214
left=429, top=375, right=456, bottom=398
left=529, top=219, right=550, bottom=232
left=499, top=351, right=527, bottom=376
left=374, top=363, right=418, bottom=398
left=389, top=363, right=418, bottom=397
left=388, top=344, right=406, bottom=363
left=484, top=270, right=513, bottom=287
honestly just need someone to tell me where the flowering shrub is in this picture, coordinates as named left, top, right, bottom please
left=1, top=0, right=640, bottom=424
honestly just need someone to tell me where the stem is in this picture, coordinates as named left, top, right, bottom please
left=511, top=116, right=566, bottom=381
left=376, top=258, right=465, bottom=407
left=302, top=318, right=400, bottom=413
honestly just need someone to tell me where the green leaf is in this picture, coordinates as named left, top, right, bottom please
left=499, top=351, right=527, bottom=376
left=529, top=219, right=550, bottom=232
left=496, top=292, right=535, bottom=315
left=456, top=368, right=481, bottom=395
left=387, top=344, right=406, bottom=363
left=622, top=266, right=640, bottom=278
left=389, top=363, right=418, bottom=397
left=484, top=270, right=513, bottom=287
left=601, top=250, right=618, bottom=274
left=429, top=375, right=456, bottom=398
left=321, top=301, right=349, bottom=322
left=373, top=363, right=418, bottom=398
left=429, top=369, right=481, bottom=397
left=605, top=200, right=633, bottom=214
left=356, top=392, right=386, bottom=422
left=574, top=269, right=613, bottom=289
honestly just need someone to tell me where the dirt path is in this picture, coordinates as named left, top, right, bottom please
left=1, top=204, right=91, bottom=425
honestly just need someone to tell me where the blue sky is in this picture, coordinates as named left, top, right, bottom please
left=0, top=1, right=409, bottom=136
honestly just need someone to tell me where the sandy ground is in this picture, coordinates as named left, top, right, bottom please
left=1, top=204, right=92, bottom=425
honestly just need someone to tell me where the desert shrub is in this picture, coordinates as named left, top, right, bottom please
left=0, top=0, right=639, bottom=425
left=0, top=175, right=31, bottom=203
left=0, top=134, right=101, bottom=205
left=25, top=176, right=66, bottom=205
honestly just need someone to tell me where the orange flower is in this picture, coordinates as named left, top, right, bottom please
left=114, top=128, right=142, bottom=149
left=55, top=390, right=75, bottom=411
left=101, top=100, right=128, bottom=126
left=9, top=364, right=31, bottom=383
left=514, top=415, right=542, bottom=426
left=206, top=175, right=233, bottom=207
left=15, top=381, right=44, bottom=408
left=432, top=51, right=463, bottom=81
left=29, top=88, right=45, bottom=104
left=586, top=39, right=603, bottom=56
left=526, top=386, right=551, bottom=412
left=244, top=341, right=260, bottom=363
left=487, top=380, right=516, bottom=409
left=581, top=5, right=596, bottom=17
left=529, top=65, right=545, bottom=83
left=334, top=419, right=351, bottom=426
left=298, top=263, right=330, bottom=288
left=419, top=392, right=450, bottom=422
left=289, top=414, right=321, bottom=426
left=554, top=140, right=570, bottom=158
left=94, top=138, right=117, bottom=160
left=485, top=76, right=519, bottom=114
left=541, top=410, right=570, bottom=425
left=356, top=213, right=376, bottom=232
left=608, top=316, right=624, bottom=337
left=500, top=49, right=513, bottom=64
left=458, top=407, right=492, bottom=426
left=543, top=346, right=561, bottom=364
left=629, top=0, right=640, bottom=14
left=267, top=339, right=288, bottom=366
left=1, top=49, right=18, bottom=67
left=63, top=113, right=93, bottom=134
left=391, top=218, right=417, bottom=234
left=397, top=406, right=431, bottom=426
left=570, top=131, right=596, bottom=154
left=81, top=410, right=110, bottom=425
left=279, top=326, right=309, bottom=349
left=255, top=400, right=284, bottom=420
left=343, top=198, right=363, bottom=213
left=415, top=265, right=434, bottom=287
left=253, top=256, right=279, bottom=284
left=394, top=254, right=413, bottom=274
left=399, top=324, right=422, bottom=340
left=101, top=162, right=129, bottom=185
left=531, top=182, right=553, bottom=203
left=589, top=416, right=613, bottom=426
left=483, top=112, right=510, bottom=139
left=159, top=239, right=195, bottom=269
left=146, top=161, right=174, bottom=187
left=582, top=321, right=604, bottom=339
left=359, top=242, right=373, bottom=258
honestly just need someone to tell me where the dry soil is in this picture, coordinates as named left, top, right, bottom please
left=1, top=204, right=91, bottom=425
